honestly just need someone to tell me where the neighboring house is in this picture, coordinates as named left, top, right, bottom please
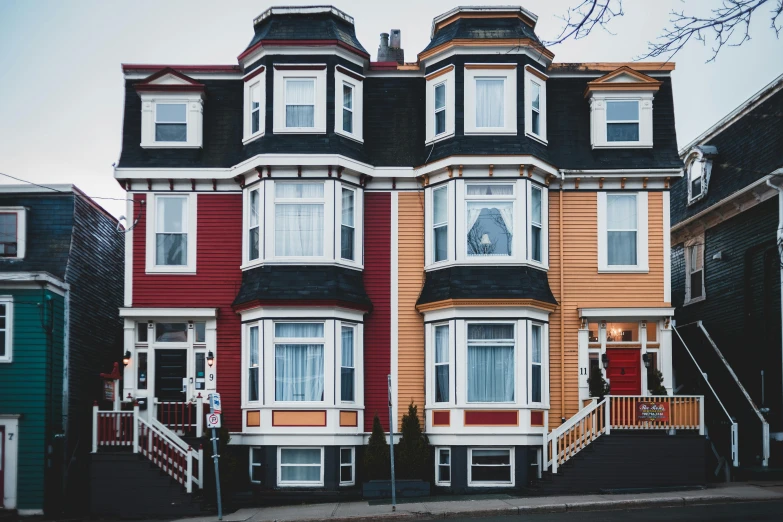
left=0, top=185, right=124, bottom=514
left=671, top=73, right=783, bottom=470
left=103, top=6, right=703, bottom=509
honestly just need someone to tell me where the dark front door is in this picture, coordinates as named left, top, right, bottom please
left=0, top=425, right=5, bottom=507
left=155, top=349, right=187, bottom=401
left=607, top=349, right=641, bottom=395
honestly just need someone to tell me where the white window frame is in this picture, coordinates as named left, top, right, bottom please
left=0, top=207, right=27, bottom=259
left=425, top=66, right=455, bottom=143
left=466, top=321, right=517, bottom=405
left=464, top=65, right=517, bottom=136
left=433, top=323, right=450, bottom=404
left=528, top=184, right=547, bottom=266
left=435, top=447, right=451, bottom=486
left=432, top=186, right=449, bottom=265
left=140, top=94, right=204, bottom=149
left=247, top=324, right=261, bottom=403
left=339, top=186, right=357, bottom=263
left=249, top=447, right=263, bottom=484
left=467, top=447, right=515, bottom=487
left=272, top=321, right=326, bottom=404
left=524, top=66, right=547, bottom=144
left=243, top=70, right=266, bottom=144
left=145, top=193, right=197, bottom=274
left=597, top=191, right=649, bottom=273
left=334, top=67, right=364, bottom=142
left=684, top=236, right=706, bottom=305
left=0, top=296, right=14, bottom=363
left=247, top=187, right=262, bottom=262
left=272, top=181, right=327, bottom=260
left=340, top=323, right=356, bottom=403
left=464, top=182, right=517, bottom=260
left=688, top=159, right=705, bottom=202
left=589, top=93, right=654, bottom=149
left=273, top=66, right=327, bottom=134
left=339, top=446, right=355, bottom=486
left=277, top=447, right=324, bottom=487
left=685, top=149, right=714, bottom=205
left=528, top=322, right=546, bottom=406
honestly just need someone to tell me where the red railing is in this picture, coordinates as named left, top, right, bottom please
left=95, top=411, right=135, bottom=448
left=138, top=419, right=190, bottom=487
left=155, top=400, right=209, bottom=434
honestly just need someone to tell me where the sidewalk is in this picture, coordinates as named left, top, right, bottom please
left=171, top=482, right=783, bottom=522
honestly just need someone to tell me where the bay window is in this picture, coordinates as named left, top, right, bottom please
left=273, top=65, right=326, bottom=134
left=342, top=83, right=353, bottom=133
left=274, top=183, right=324, bottom=258
left=468, top=448, right=513, bottom=486
left=524, top=65, right=548, bottom=142
left=147, top=193, right=196, bottom=273
left=340, top=325, right=355, bottom=402
left=475, top=79, right=505, bottom=128
left=529, top=324, right=542, bottom=403
left=274, top=322, right=325, bottom=402
left=530, top=186, right=543, bottom=263
left=467, top=323, right=515, bottom=403
left=434, top=324, right=449, bottom=403
left=334, top=66, right=364, bottom=141
left=434, top=83, right=446, bottom=135
left=464, top=65, right=516, bottom=135
left=598, top=192, right=648, bottom=272
left=248, top=325, right=260, bottom=402
left=425, top=65, right=455, bottom=142
left=341, top=188, right=355, bottom=261
left=466, top=184, right=514, bottom=258
left=433, top=186, right=448, bottom=263
left=278, top=447, right=323, bottom=486
left=248, top=188, right=260, bottom=261
left=285, top=79, right=316, bottom=128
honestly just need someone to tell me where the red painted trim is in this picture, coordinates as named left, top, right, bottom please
left=273, top=64, right=327, bottom=71
left=233, top=298, right=371, bottom=313
left=238, top=39, right=370, bottom=61
left=134, top=85, right=205, bottom=93
left=243, top=66, right=266, bottom=82
left=123, top=64, right=241, bottom=72
left=335, top=65, right=365, bottom=82
left=432, top=410, right=450, bottom=427
left=464, top=410, right=519, bottom=426
left=271, top=410, right=327, bottom=427
left=369, top=62, right=399, bottom=70
left=530, top=410, right=545, bottom=427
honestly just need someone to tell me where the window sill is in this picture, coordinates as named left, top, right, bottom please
left=272, top=127, right=326, bottom=134
left=426, top=132, right=455, bottom=146
left=0, top=359, right=12, bottom=364
left=525, top=132, right=548, bottom=146
left=683, top=295, right=706, bottom=306
left=335, top=129, right=364, bottom=143
left=141, top=142, right=202, bottom=149
left=240, top=259, right=364, bottom=271
left=687, top=195, right=706, bottom=206
left=592, top=143, right=653, bottom=149
left=277, top=482, right=324, bottom=488
left=597, top=266, right=649, bottom=274
left=145, top=266, right=197, bottom=275
left=464, top=129, right=517, bottom=136
left=468, top=482, right=514, bottom=488
left=242, top=132, right=265, bottom=146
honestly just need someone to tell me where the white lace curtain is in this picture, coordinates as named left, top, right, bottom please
left=285, top=79, right=315, bottom=127
left=467, top=324, right=515, bottom=402
left=607, top=195, right=637, bottom=265
left=476, top=79, right=504, bottom=127
left=275, top=323, right=324, bottom=402
left=280, top=448, right=321, bottom=482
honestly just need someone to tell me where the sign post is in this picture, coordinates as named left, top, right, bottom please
left=387, top=375, right=396, bottom=511
left=208, top=393, right=223, bottom=520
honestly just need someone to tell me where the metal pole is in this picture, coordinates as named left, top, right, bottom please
left=211, top=427, right=223, bottom=520
left=387, top=374, right=396, bottom=511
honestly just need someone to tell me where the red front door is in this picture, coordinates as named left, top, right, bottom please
left=607, top=349, right=641, bottom=395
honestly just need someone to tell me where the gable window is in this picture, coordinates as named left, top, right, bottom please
left=248, top=325, right=260, bottom=402
left=0, top=298, right=13, bottom=363
left=273, top=65, right=327, bottom=134
left=0, top=208, right=25, bottom=259
left=435, top=448, right=451, bottom=486
left=339, top=447, right=355, bottom=486
left=530, top=324, right=543, bottom=403
left=155, top=196, right=187, bottom=266
left=285, top=79, right=315, bottom=128
left=340, top=325, right=355, bottom=402
left=433, top=186, right=448, bottom=263
left=466, top=184, right=514, bottom=258
left=426, top=66, right=455, bottom=143
left=530, top=186, right=543, bottom=263
left=341, top=188, right=355, bottom=261
left=434, top=83, right=446, bottom=135
left=524, top=66, right=548, bottom=143
left=274, top=183, right=324, bottom=258
left=155, top=103, right=187, bottom=142
left=278, top=447, right=323, bottom=486
left=248, top=189, right=261, bottom=261
left=598, top=192, right=648, bottom=272
left=464, top=65, right=517, bottom=135
left=467, top=323, right=515, bottom=403
left=434, top=324, right=449, bottom=403
left=468, top=448, right=514, bottom=486
left=685, top=237, right=705, bottom=304
left=274, top=322, right=324, bottom=402
left=606, top=100, right=639, bottom=142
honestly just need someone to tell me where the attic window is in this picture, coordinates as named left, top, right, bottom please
left=155, top=104, right=187, bottom=142
left=272, top=65, right=327, bottom=134
left=685, top=146, right=715, bottom=205
left=0, top=208, right=26, bottom=259
left=606, top=101, right=639, bottom=142
left=135, top=69, right=205, bottom=149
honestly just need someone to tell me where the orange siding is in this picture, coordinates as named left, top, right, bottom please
left=397, top=192, right=426, bottom=429
left=547, top=191, right=668, bottom=426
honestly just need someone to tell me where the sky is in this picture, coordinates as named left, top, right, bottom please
left=0, top=0, right=781, bottom=217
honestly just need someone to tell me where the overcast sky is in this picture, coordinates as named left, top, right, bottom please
left=0, top=0, right=780, bottom=217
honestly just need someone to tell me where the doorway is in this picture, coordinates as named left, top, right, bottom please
left=154, top=349, right=188, bottom=402
left=607, top=349, right=641, bottom=395
left=1, top=425, right=4, bottom=508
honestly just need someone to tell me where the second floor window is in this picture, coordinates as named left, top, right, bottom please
left=466, top=183, right=513, bottom=257
left=340, top=325, right=355, bottom=402
left=342, top=83, right=354, bottom=133
left=249, top=189, right=260, bottom=260
left=475, top=78, right=505, bottom=128
left=606, top=194, right=637, bottom=266
left=156, top=196, right=188, bottom=266
left=0, top=213, right=18, bottom=257
left=275, top=183, right=324, bottom=257
left=606, top=100, right=639, bottom=142
left=274, top=322, right=324, bottom=402
left=155, top=103, right=187, bottom=142
left=433, top=186, right=448, bottom=262
left=285, top=79, right=316, bottom=128
left=434, top=83, right=446, bottom=135
left=530, top=186, right=542, bottom=263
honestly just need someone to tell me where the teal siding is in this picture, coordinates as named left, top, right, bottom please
left=0, top=289, right=65, bottom=511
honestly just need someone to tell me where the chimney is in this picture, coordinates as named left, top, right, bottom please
left=390, top=29, right=401, bottom=49
left=377, top=32, right=390, bottom=62
left=389, top=29, right=404, bottom=64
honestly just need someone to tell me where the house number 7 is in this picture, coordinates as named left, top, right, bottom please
left=8, top=432, right=13, bottom=440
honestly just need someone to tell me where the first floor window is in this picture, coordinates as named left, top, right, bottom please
left=275, top=183, right=324, bottom=257
left=279, top=447, right=323, bottom=485
left=475, top=78, right=504, bottom=128
left=249, top=189, right=260, bottom=261
left=530, top=186, right=543, bottom=262
left=340, top=447, right=355, bottom=485
left=341, top=325, right=355, bottom=401
left=467, top=324, right=515, bottom=403
left=341, top=188, right=355, bottom=261
left=434, top=83, right=446, bottom=135
left=195, top=322, right=206, bottom=343
left=606, top=100, right=639, bottom=142
left=433, top=186, right=448, bottom=262
left=137, top=323, right=148, bottom=343
left=436, top=448, right=451, bottom=485
left=156, top=196, right=188, bottom=266
left=0, top=213, right=18, bottom=257
left=248, top=325, right=260, bottom=402
left=137, top=352, right=148, bottom=389
left=530, top=324, right=542, bottom=403
left=606, top=194, right=637, bottom=266
left=466, top=184, right=514, bottom=257
left=285, top=78, right=315, bottom=128
left=434, top=324, right=449, bottom=403
left=646, top=350, right=660, bottom=392
left=687, top=241, right=704, bottom=301
left=274, top=323, right=324, bottom=402
left=250, top=448, right=263, bottom=484
left=469, top=448, right=513, bottom=485
left=155, top=103, right=187, bottom=142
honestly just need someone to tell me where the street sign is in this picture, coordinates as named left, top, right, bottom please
left=210, top=392, right=222, bottom=414
left=207, top=412, right=221, bottom=429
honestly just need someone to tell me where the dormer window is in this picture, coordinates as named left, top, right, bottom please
left=273, top=64, right=327, bottom=134
left=684, top=146, right=716, bottom=205
left=155, top=104, right=187, bottom=142
left=285, top=79, right=316, bottom=128
left=606, top=101, right=639, bottom=142
left=243, top=66, right=266, bottom=143
left=464, top=64, right=517, bottom=135
left=689, top=161, right=704, bottom=198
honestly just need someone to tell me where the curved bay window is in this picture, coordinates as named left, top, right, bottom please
left=466, top=184, right=514, bottom=258
left=274, top=323, right=325, bottom=402
left=467, top=323, right=515, bottom=403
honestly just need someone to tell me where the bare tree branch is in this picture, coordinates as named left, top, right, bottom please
left=542, top=0, right=625, bottom=47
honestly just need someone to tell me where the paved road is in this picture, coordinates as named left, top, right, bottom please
left=447, top=500, right=783, bottom=521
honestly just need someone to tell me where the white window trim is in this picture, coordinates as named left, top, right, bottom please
left=524, top=66, right=547, bottom=144
left=464, top=65, right=517, bottom=136
left=0, top=296, right=14, bottom=363
left=246, top=186, right=263, bottom=263
left=589, top=93, right=654, bottom=149
left=271, top=181, right=329, bottom=261
left=338, top=186, right=361, bottom=265
left=424, top=182, right=455, bottom=268
left=459, top=180, right=525, bottom=264
left=246, top=324, right=262, bottom=404
left=528, top=322, right=548, bottom=407
left=425, top=66, right=455, bottom=144
left=527, top=184, right=548, bottom=267
left=432, top=323, right=451, bottom=404
left=685, top=149, right=714, bottom=205
left=468, top=447, right=515, bottom=487
left=339, top=323, right=357, bottom=403
left=145, top=193, right=198, bottom=274
left=277, top=447, right=324, bottom=487
left=249, top=447, right=263, bottom=484
left=243, top=71, right=266, bottom=144
left=339, top=446, right=355, bottom=486
left=684, top=235, right=706, bottom=305
left=435, top=447, right=451, bottom=486
left=465, top=320, right=518, bottom=405
left=0, top=207, right=27, bottom=259
left=597, top=191, right=649, bottom=273
left=139, top=94, right=204, bottom=149
left=273, top=66, right=327, bottom=134
left=334, top=68, right=364, bottom=142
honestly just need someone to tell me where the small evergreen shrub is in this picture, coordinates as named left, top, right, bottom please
left=647, top=368, right=668, bottom=396
left=362, top=413, right=390, bottom=481
left=396, top=402, right=429, bottom=480
left=588, top=366, right=610, bottom=400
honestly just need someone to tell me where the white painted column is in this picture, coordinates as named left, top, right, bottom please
left=390, top=191, right=399, bottom=433
left=660, top=319, right=674, bottom=396
left=577, top=326, right=589, bottom=402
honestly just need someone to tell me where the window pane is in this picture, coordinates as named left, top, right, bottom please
left=468, top=346, right=514, bottom=402
left=466, top=184, right=514, bottom=196
left=137, top=323, right=148, bottom=343
left=155, top=124, right=187, bottom=142
left=343, top=84, right=353, bottom=110
left=531, top=365, right=541, bottom=403
left=433, top=187, right=448, bottom=224
left=157, top=197, right=187, bottom=233
left=690, top=271, right=703, bottom=299
left=646, top=323, right=658, bottom=343
left=467, top=202, right=513, bottom=256
left=249, top=228, right=260, bottom=260
left=341, top=448, right=353, bottom=464
left=435, top=325, right=449, bottom=403
left=606, top=322, right=639, bottom=342
left=195, top=322, right=206, bottom=343
left=275, top=323, right=324, bottom=338
left=137, top=352, right=148, bottom=389
left=608, top=231, right=637, bottom=265
left=251, top=84, right=261, bottom=134
left=281, top=448, right=321, bottom=465
left=476, top=79, right=504, bottom=127
left=435, top=110, right=446, bottom=135
left=607, top=122, right=639, bottom=142
left=195, top=352, right=206, bottom=390
left=691, top=177, right=702, bottom=197
left=285, top=79, right=315, bottom=128
left=434, top=226, right=447, bottom=262
left=439, top=449, right=450, bottom=465
left=249, top=326, right=260, bottom=366
left=607, top=195, right=637, bottom=230
left=607, top=100, right=639, bottom=121
left=468, top=324, right=514, bottom=340
left=249, top=190, right=260, bottom=226
left=156, top=103, right=186, bottom=123
left=155, top=323, right=188, bottom=342
left=439, top=465, right=451, bottom=482
left=275, top=204, right=324, bottom=257
left=342, top=189, right=355, bottom=227
left=434, top=84, right=445, bottom=110
left=531, top=188, right=542, bottom=224
left=343, top=108, right=353, bottom=133
left=341, top=326, right=355, bottom=401
left=531, top=111, right=540, bottom=135
left=156, top=234, right=187, bottom=265
left=435, top=325, right=449, bottom=363
left=0, top=214, right=17, bottom=253
left=472, top=465, right=511, bottom=483
left=531, top=82, right=540, bottom=111
left=276, top=183, right=324, bottom=199
left=531, top=326, right=541, bottom=363
left=472, top=449, right=510, bottom=465
left=281, top=466, right=320, bottom=482
left=341, top=226, right=354, bottom=260
left=340, top=466, right=353, bottom=482
left=531, top=226, right=542, bottom=262
left=275, top=345, right=324, bottom=401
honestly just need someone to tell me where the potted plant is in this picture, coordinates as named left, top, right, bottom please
left=588, top=366, right=610, bottom=401
left=647, top=368, right=667, bottom=396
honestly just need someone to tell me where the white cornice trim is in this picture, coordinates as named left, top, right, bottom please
left=0, top=272, right=70, bottom=291
left=579, top=307, right=675, bottom=318
left=119, top=307, right=218, bottom=318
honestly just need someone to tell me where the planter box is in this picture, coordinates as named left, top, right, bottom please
left=362, top=479, right=431, bottom=499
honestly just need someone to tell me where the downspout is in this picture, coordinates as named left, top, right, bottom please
left=559, top=170, right=566, bottom=423
left=765, top=171, right=783, bottom=440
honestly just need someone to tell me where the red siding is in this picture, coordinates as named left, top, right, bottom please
left=464, top=410, right=519, bottom=426
left=363, top=192, right=391, bottom=431
left=132, top=193, right=243, bottom=430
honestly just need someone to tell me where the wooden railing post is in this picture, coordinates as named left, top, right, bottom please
left=92, top=401, right=99, bottom=453
left=542, top=436, right=548, bottom=472
left=552, top=435, right=558, bottom=474
left=186, top=446, right=193, bottom=494
left=133, top=402, right=140, bottom=453
left=604, top=397, right=611, bottom=434
left=196, top=395, right=204, bottom=437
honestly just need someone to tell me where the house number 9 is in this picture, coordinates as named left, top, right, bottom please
left=209, top=374, right=214, bottom=381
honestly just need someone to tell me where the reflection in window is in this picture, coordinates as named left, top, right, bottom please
left=340, top=326, right=355, bottom=401
left=606, top=100, right=639, bottom=142
left=530, top=325, right=542, bottom=403
left=279, top=448, right=322, bottom=484
left=155, top=103, right=187, bottom=142
left=606, top=322, right=639, bottom=343
left=156, top=196, right=188, bottom=266
left=530, top=186, right=542, bottom=262
left=248, top=325, right=259, bottom=402
left=433, top=187, right=448, bottom=262
left=467, top=324, right=515, bottom=402
left=195, top=322, right=206, bottom=343
left=466, top=184, right=513, bottom=257
left=195, top=352, right=206, bottom=390
left=137, top=352, right=148, bottom=389
left=155, top=323, right=188, bottom=342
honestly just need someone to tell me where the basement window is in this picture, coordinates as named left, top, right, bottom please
left=468, top=448, right=514, bottom=487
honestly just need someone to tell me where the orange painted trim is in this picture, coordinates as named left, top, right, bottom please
left=246, top=410, right=261, bottom=427
left=271, top=410, right=327, bottom=427
left=419, top=39, right=554, bottom=61
left=432, top=410, right=451, bottom=427
left=425, top=65, right=454, bottom=81
left=339, top=410, right=358, bottom=427
left=417, top=298, right=558, bottom=313
left=464, top=410, right=519, bottom=426
left=584, top=83, right=662, bottom=97
left=435, top=12, right=536, bottom=34
left=525, top=65, right=549, bottom=82
left=464, top=64, right=516, bottom=70
left=398, top=64, right=421, bottom=71
left=549, top=62, right=675, bottom=72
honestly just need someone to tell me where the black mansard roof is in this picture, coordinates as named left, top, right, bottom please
left=423, top=14, right=542, bottom=53
left=417, top=266, right=557, bottom=306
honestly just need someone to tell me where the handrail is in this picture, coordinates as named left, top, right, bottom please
left=151, top=417, right=190, bottom=452
left=550, top=398, right=600, bottom=439
left=545, top=398, right=607, bottom=474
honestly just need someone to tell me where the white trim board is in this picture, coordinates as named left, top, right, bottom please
left=119, top=307, right=218, bottom=318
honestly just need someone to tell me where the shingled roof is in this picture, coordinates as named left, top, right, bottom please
left=422, top=6, right=542, bottom=53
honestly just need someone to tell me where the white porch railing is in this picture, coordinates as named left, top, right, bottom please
left=544, top=395, right=705, bottom=473
left=92, top=402, right=203, bottom=493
